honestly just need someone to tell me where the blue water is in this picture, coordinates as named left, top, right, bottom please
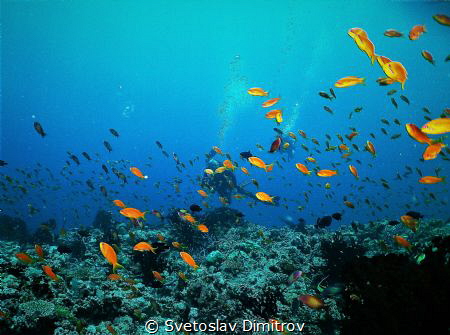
left=1, top=0, right=449, bottom=230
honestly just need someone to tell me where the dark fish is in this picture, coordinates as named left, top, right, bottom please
left=329, top=88, right=336, bottom=99
left=273, top=128, right=284, bottom=135
left=190, top=204, right=202, bottom=212
left=82, top=152, right=91, bottom=160
left=400, top=95, right=410, bottom=105
left=34, top=122, right=46, bottom=137
left=100, top=186, right=107, bottom=197
left=445, top=55, right=450, bottom=62
left=394, top=119, right=401, bottom=126
left=57, top=245, right=72, bottom=254
left=315, top=216, right=332, bottom=228
left=331, top=213, right=342, bottom=220
left=102, top=164, right=109, bottom=174
left=86, top=180, right=95, bottom=190
left=156, top=141, right=163, bottom=149
left=235, top=212, right=244, bottom=217
left=381, top=119, right=390, bottom=125
left=352, top=144, right=360, bottom=151
left=391, top=98, right=398, bottom=109
left=162, top=150, right=169, bottom=158
left=424, top=115, right=432, bottom=121
left=391, top=134, right=401, bottom=139
left=354, top=107, right=363, bottom=113
left=406, top=211, right=423, bottom=219
left=109, top=128, right=120, bottom=137
left=422, top=107, right=430, bottom=114
left=240, top=151, right=253, bottom=160
left=319, top=91, right=333, bottom=100
left=0, top=160, right=7, bottom=167
left=381, top=128, right=388, bottom=135
left=370, top=133, right=376, bottom=139
left=269, top=137, right=282, bottom=153
left=387, top=89, right=397, bottom=96
left=323, top=106, right=333, bottom=114
left=70, top=154, right=80, bottom=165
left=104, top=141, right=112, bottom=152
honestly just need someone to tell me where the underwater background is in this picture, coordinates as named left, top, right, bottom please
left=1, top=0, right=450, bottom=334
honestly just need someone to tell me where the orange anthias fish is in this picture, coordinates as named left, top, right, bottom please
left=197, top=190, right=208, bottom=197
left=241, top=167, right=250, bottom=175
left=393, top=235, right=412, bottom=250
left=401, top=215, right=418, bottom=232
left=365, top=141, right=376, bottom=156
left=421, top=118, right=450, bottom=135
left=421, top=50, right=435, bottom=65
left=423, top=142, right=445, bottom=160
left=334, top=76, right=365, bottom=88
left=348, top=27, right=376, bottom=64
left=120, top=208, right=146, bottom=219
left=316, top=170, right=337, bottom=177
left=405, top=124, right=432, bottom=144
left=433, top=14, right=450, bottom=26
left=248, top=87, right=269, bottom=96
left=256, top=191, right=275, bottom=203
left=152, top=271, right=164, bottom=282
left=409, top=24, right=426, bottom=40
left=419, top=176, right=445, bottom=184
left=298, top=294, right=325, bottom=309
left=100, top=242, right=124, bottom=273
left=377, top=56, right=408, bottom=89
left=265, top=109, right=283, bottom=123
left=295, top=163, right=311, bottom=175
left=262, top=97, right=281, bottom=108
left=215, top=166, right=226, bottom=174
left=15, top=253, right=34, bottom=264
left=197, top=224, right=209, bottom=233
left=130, top=167, right=148, bottom=179
left=133, top=242, right=157, bottom=254
left=212, top=146, right=223, bottom=155
left=384, top=29, right=403, bottom=37
left=42, top=265, right=59, bottom=281
left=348, top=165, right=358, bottom=179
left=35, top=244, right=44, bottom=260
left=344, top=201, right=355, bottom=209
left=180, top=252, right=199, bottom=270
left=306, top=157, right=316, bottom=163
left=223, top=159, right=235, bottom=170
left=113, top=199, right=126, bottom=208
left=248, top=156, right=268, bottom=171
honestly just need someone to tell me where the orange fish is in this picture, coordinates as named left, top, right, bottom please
left=42, top=265, right=59, bottom=281
left=248, top=87, right=269, bottom=96
left=178, top=272, right=188, bottom=281
left=298, top=294, right=325, bottom=309
left=421, top=50, right=435, bottom=65
left=306, top=157, right=316, bottom=163
left=344, top=201, right=355, bottom=209
left=133, top=242, right=157, bottom=254
left=262, top=97, right=281, bottom=108
left=156, top=234, right=165, bottom=241
left=180, top=252, right=199, bottom=270
left=183, top=213, right=197, bottom=224
left=348, top=165, right=358, bottom=179
left=204, top=168, right=214, bottom=175
left=212, top=146, right=223, bottom=155
left=120, top=207, right=146, bottom=219
left=197, top=224, right=209, bottom=233
left=409, top=24, right=426, bottom=40
left=223, top=159, right=235, bottom=170
left=335, top=76, right=365, bottom=88
left=316, top=170, right=337, bottom=177
left=384, top=29, right=403, bottom=37
left=376, top=77, right=395, bottom=86
left=265, top=109, right=283, bottom=123
left=393, top=235, right=412, bottom=250
left=419, top=176, right=445, bottom=184
left=256, top=192, right=275, bottom=203
left=265, top=163, right=274, bottom=172
left=113, top=199, right=126, bottom=208
left=377, top=56, right=408, bottom=89
left=298, top=130, right=307, bottom=138
left=400, top=215, right=418, bottom=232
left=241, top=167, right=250, bottom=175
left=295, top=163, right=311, bottom=175
left=130, top=167, right=148, bottom=179
left=365, top=141, right=376, bottom=156
left=15, top=253, right=34, bottom=264
left=339, top=144, right=349, bottom=151
left=248, top=156, right=268, bottom=171
left=423, top=142, right=445, bottom=160
left=100, top=242, right=124, bottom=273
left=106, top=324, right=118, bottom=335
left=172, top=242, right=182, bottom=249
left=433, top=14, right=450, bottom=26
left=108, top=274, right=122, bottom=281
left=405, top=124, right=432, bottom=144
left=421, top=118, right=450, bottom=135
left=152, top=271, right=164, bottom=282
left=215, top=167, right=226, bottom=173
left=197, top=190, right=208, bottom=197
left=348, top=28, right=376, bottom=64
left=35, top=244, right=44, bottom=259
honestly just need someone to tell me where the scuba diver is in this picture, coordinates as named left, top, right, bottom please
left=200, top=149, right=279, bottom=205
left=272, top=127, right=296, bottom=161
